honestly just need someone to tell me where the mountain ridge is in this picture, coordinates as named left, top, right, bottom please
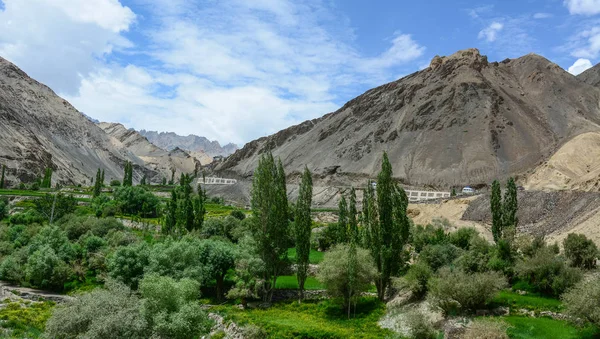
left=139, top=130, right=238, bottom=158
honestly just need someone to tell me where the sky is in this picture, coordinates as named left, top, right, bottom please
left=0, top=0, right=600, bottom=146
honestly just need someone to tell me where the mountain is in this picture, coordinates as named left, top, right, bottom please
left=139, top=130, right=238, bottom=157
left=218, top=49, right=600, bottom=188
left=578, top=63, right=600, bottom=88
left=0, top=56, right=160, bottom=186
left=98, top=122, right=211, bottom=180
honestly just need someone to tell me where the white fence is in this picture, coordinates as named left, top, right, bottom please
left=405, top=190, right=451, bottom=202
left=202, top=177, right=237, bottom=185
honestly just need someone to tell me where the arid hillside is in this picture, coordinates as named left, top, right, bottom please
left=219, top=49, right=600, bottom=189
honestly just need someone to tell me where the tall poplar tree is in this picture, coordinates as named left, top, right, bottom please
left=164, top=189, right=178, bottom=235
left=348, top=187, right=358, bottom=244
left=0, top=165, right=5, bottom=189
left=503, top=177, right=518, bottom=230
left=251, top=152, right=289, bottom=301
left=193, top=185, right=207, bottom=231
left=294, top=167, right=312, bottom=302
left=100, top=170, right=105, bottom=187
left=93, top=169, right=102, bottom=197
left=337, top=196, right=348, bottom=243
left=365, top=152, right=407, bottom=301
left=491, top=179, right=503, bottom=243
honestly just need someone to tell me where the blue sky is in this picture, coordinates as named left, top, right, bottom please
left=0, top=0, right=599, bottom=145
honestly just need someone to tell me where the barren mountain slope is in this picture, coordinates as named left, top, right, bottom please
left=219, top=49, right=600, bottom=188
left=140, top=130, right=237, bottom=157
left=578, top=63, right=600, bottom=88
left=0, top=56, right=159, bottom=186
left=98, top=122, right=210, bottom=180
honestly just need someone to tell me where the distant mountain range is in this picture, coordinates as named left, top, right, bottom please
left=139, top=130, right=238, bottom=158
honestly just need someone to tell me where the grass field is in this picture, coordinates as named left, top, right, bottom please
left=492, top=290, right=563, bottom=312
left=287, top=248, right=325, bottom=264
left=215, top=298, right=392, bottom=339
left=275, top=276, right=324, bottom=290
left=502, top=316, right=599, bottom=339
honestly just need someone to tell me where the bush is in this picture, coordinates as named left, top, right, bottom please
left=110, top=179, right=121, bottom=187
left=45, top=280, right=148, bottom=339
left=448, top=227, right=479, bottom=250
left=60, top=215, right=125, bottom=240
left=113, top=186, right=160, bottom=217
left=404, top=309, right=437, bottom=339
left=24, top=245, right=71, bottom=290
left=427, top=268, right=507, bottom=315
left=411, top=224, right=447, bottom=253
left=563, top=233, right=598, bottom=269
left=139, top=274, right=213, bottom=338
left=403, top=262, right=433, bottom=299
left=0, top=200, right=7, bottom=220
left=462, top=319, right=509, bottom=339
left=317, top=244, right=377, bottom=309
left=8, top=210, right=45, bottom=225
left=108, top=242, right=150, bottom=289
left=146, top=238, right=203, bottom=282
left=455, top=235, right=492, bottom=273
left=515, top=248, right=582, bottom=296
left=418, top=243, right=462, bottom=271
left=311, top=224, right=337, bottom=251
left=562, top=278, right=600, bottom=326
left=0, top=255, right=23, bottom=283
left=230, top=210, right=246, bottom=220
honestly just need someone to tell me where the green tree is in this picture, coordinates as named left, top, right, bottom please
left=294, top=167, right=312, bottom=302
left=34, top=193, right=76, bottom=224
left=164, top=190, right=178, bottom=235
left=113, top=186, right=160, bottom=217
left=193, top=185, right=207, bottom=231
left=108, top=242, right=150, bottom=289
left=198, top=239, right=237, bottom=301
left=503, top=177, right=518, bottom=229
left=41, top=167, right=53, bottom=189
left=562, top=278, right=600, bottom=326
left=169, top=169, right=175, bottom=185
left=337, top=195, right=348, bottom=243
left=317, top=244, right=376, bottom=316
left=140, top=174, right=147, bottom=186
left=93, top=168, right=102, bottom=197
left=0, top=164, right=6, bottom=189
left=123, top=162, right=133, bottom=187
left=491, top=180, right=502, bottom=243
left=563, top=233, right=598, bottom=269
left=348, top=188, right=358, bottom=244
left=250, top=152, right=290, bottom=301
left=366, top=152, right=408, bottom=300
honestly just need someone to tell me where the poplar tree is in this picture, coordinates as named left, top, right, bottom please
left=41, top=168, right=52, bottom=188
left=491, top=179, right=503, bottom=243
left=0, top=165, right=5, bottom=189
left=193, top=185, right=207, bottom=230
left=100, top=170, right=105, bottom=187
left=337, top=196, right=348, bottom=243
left=93, top=169, right=102, bottom=197
left=164, top=189, right=178, bottom=234
left=295, top=167, right=312, bottom=302
left=122, top=162, right=133, bottom=187
left=365, top=152, right=407, bottom=301
left=348, top=187, right=358, bottom=244
left=251, top=152, right=289, bottom=302
left=140, top=174, right=147, bottom=186
left=503, top=177, right=518, bottom=230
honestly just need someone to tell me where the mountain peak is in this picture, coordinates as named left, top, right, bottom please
left=429, top=48, right=488, bottom=72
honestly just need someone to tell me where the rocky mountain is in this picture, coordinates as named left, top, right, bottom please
left=139, top=130, right=238, bottom=157
left=578, top=63, right=600, bottom=88
left=218, top=49, right=600, bottom=188
left=0, top=56, right=161, bottom=186
left=98, top=122, right=211, bottom=180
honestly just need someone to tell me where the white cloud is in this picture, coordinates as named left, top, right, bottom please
left=571, top=26, right=600, bottom=58
left=564, top=0, right=600, bottom=16
left=478, top=22, right=504, bottom=42
left=0, top=0, right=133, bottom=93
left=568, top=58, right=594, bottom=74
left=533, top=13, right=553, bottom=19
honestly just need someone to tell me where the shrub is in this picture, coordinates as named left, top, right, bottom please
left=0, top=200, right=7, bottom=220
left=418, top=243, right=462, bottom=271
left=230, top=210, right=246, bottom=220
left=562, top=278, right=600, bottom=326
left=448, top=227, right=479, bottom=250
left=139, top=274, right=213, bottom=338
left=563, top=233, right=598, bottom=269
left=108, top=242, right=150, bottom=289
left=146, top=238, right=203, bottom=282
left=463, top=319, right=509, bottom=339
left=455, top=235, right=492, bottom=273
left=0, top=255, right=24, bottom=283
left=515, top=248, right=582, bottom=296
left=24, top=245, right=71, bottom=290
left=411, top=224, right=446, bottom=253
left=317, top=244, right=377, bottom=310
left=427, top=268, right=507, bottom=315
left=8, top=210, right=45, bottom=225
left=404, top=309, right=437, bottom=339
left=403, top=262, right=433, bottom=299
left=29, top=225, right=74, bottom=261
left=113, top=186, right=160, bottom=217
left=311, top=224, right=337, bottom=251
left=45, top=280, right=148, bottom=339
left=110, top=179, right=121, bottom=187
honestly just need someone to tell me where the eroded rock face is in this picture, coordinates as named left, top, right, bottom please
left=578, top=62, right=600, bottom=88
left=139, top=130, right=238, bottom=157
left=0, top=56, right=161, bottom=186
left=218, top=49, right=600, bottom=188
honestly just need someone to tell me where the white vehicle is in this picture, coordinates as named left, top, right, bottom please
left=461, top=186, right=475, bottom=194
